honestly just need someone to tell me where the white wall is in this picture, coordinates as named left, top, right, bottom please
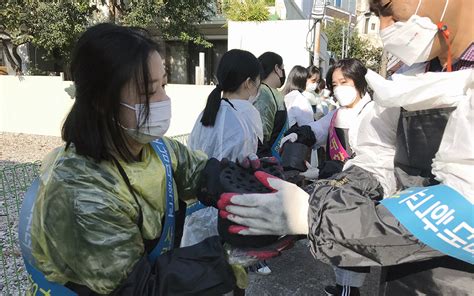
left=0, top=76, right=74, bottom=136
left=228, top=20, right=312, bottom=77
left=166, top=84, right=213, bottom=136
left=0, top=75, right=213, bottom=137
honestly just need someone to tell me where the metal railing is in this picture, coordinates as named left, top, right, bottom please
left=1, top=162, right=41, bottom=295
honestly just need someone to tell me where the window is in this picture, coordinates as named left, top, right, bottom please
left=364, top=18, right=370, bottom=34
left=371, top=23, right=376, bottom=31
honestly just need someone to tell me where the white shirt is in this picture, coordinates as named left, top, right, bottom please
left=188, top=99, right=263, bottom=162
left=284, top=90, right=314, bottom=127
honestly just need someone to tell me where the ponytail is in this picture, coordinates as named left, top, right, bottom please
left=200, top=84, right=223, bottom=127
left=200, top=49, right=260, bottom=127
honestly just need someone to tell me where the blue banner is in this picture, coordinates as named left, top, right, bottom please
left=381, top=185, right=474, bottom=264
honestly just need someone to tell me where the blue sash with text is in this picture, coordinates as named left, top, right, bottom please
left=381, top=185, right=473, bottom=264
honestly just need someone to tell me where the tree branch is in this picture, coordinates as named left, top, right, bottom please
left=1, top=39, right=23, bottom=73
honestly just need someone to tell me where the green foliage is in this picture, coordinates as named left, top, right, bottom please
left=323, top=19, right=382, bottom=71
left=32, top=2, right=91, bottom=64
left=120, top=1, right=164, bottom=28
left=323, top=20, right=345, bottom=60
left=223, top=0, right=270, bottom=22
left=156, top=0, right=214, bottom=40
left=0, top=0, right=214, bottom=73
left=0, top=2, right=34, bottom=46
left=0, top=0, right=93, bottom=72
left=120, top=0, right=213, bottom=47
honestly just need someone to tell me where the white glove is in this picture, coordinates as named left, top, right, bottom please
left=300, top=161, right=319, bottom=180
left=280, top=132, right=298, bottom=147
left=217, top=171, right=309, bottom=235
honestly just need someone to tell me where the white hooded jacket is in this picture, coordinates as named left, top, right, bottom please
left=188, top=99, right=263, bottom=162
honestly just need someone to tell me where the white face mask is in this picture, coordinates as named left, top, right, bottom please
left=333, top=85, right=358, bottom=107
left=120, top=99, right=172, bottom=144
left=379, top=0, right=449, bottom=66
left=307, top=82, right=317, bottom=92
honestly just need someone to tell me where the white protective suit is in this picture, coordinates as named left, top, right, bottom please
left=189, top=99, right=263, bottom=162
left=346, top=69, right=474, bottom=198
left=308, top=93, right=375, bottom=148
left=284, top=90, right=314, bottom=127
left=182, top=99, right=263, bottom=247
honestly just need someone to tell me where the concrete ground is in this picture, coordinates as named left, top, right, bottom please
left=246, top=240, right=381, bottom=296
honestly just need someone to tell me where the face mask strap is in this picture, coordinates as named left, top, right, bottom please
left=274, top=68, right=281, bottom=79
left=414, top=0, right=423, bottom=15
left=437, top=22, right=452, bottom=72
left=437, top=0, right=452, bottom=72
left=120, top=102, right=136, bottom=111
left=439, top=0, right=449, bottom=21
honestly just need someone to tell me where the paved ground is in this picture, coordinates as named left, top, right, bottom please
left=247, top=240, right=381, bottom=296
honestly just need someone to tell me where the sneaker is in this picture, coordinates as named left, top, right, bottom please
left=324, top=285, right=360, bottom=296
left=249, top=261, right=272, bottom=275
left=324, top=285, right=338, bottom=296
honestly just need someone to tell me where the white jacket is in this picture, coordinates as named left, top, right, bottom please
left=306, top=93, right=400, bottom=196
left=348, top=69, right=474, bottom=199
left=183, top=99, right=264, bottom=248
left=308, top=93, right=374, bottom=149
left=188, top=99, right=263, bottom=162
left=284, top=90, right=314, bottom=127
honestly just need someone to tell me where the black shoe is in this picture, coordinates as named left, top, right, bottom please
left=324, top=285, right=360, bottom=296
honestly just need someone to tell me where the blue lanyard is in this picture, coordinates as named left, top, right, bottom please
left=271, top=117, right=289, bottom=161
left=149, top=138, right=175, bottom=261
left=19, top=179, right=78, bottom=295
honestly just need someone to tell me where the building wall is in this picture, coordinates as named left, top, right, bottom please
left=325, top=0, right=382, bottom=48
left=327, top=0, right=356, bottom=13
left=228, top=20, right=316, bottom=80
left=355, top=0, right=382, bottom=47
left=0, top=76, right=213, bottom=137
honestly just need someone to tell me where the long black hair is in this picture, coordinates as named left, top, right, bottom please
left=200, top=49, right=260, bottom=127
left=326, top=58, right=368, bottom=96
left=258, top=52, right=283, bottom=80
left=63, top=23, right=161, bottom=162
left=282, top=65, right=309, bottom=95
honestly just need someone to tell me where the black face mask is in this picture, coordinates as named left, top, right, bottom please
left=275, top=67, right=286, bottom=87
